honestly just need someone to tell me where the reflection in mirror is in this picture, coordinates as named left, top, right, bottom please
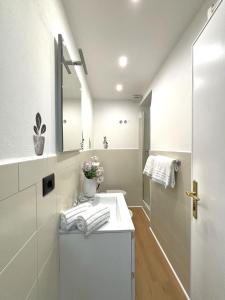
left=56, top=34, right=82, bottom=152
left=62, top=49, right=81, bottom=151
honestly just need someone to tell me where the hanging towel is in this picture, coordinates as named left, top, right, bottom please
left=60, top=202, right=92, bottom=231
left=143, top=155, right=180, bottom=188
left=75, top=204, right=110, bottom=236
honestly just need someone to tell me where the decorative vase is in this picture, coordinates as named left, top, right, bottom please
left=103, top=136, right=108, bottom=149
left=83, top=177, right=97, bottom=197
left=33, top=135, right=45, bottom=156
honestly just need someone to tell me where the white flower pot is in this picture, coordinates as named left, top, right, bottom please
left=83, top=177, right=97, bottom=197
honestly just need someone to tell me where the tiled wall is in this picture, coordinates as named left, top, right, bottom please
left=149, top=150, right=191, bottom=295
left=93, top=149, right=142, bottom=206
left=0, top=151, right=90, bottom=300
left=0, top=148, right=141, bottom=300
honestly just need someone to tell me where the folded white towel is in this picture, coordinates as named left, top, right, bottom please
left=75, top=204, right=110, bottom=236
left=60, top=203, right=92, bottom=231
left=143, top=155, right=180, bottom=188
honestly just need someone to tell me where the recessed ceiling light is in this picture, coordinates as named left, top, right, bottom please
left=118, top=56, right=128, bottom=68
left=116, top=84, right=123, bottom=92
left=131, top=0, right=140, bottom=3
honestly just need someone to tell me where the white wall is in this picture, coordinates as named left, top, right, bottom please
left=0, top=0, right=93, bottom=162
left=36, top=0, right=93, bottom=151
left=144, top=0, right=214, bottom=152
left=143, top=1, right=215, bottom=296
left=0, top=2, right=94, bottom=299
left=93, top=100, right=140, bottom=149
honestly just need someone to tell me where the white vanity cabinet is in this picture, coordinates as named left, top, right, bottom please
left=59, top=193, right=135, bottom=300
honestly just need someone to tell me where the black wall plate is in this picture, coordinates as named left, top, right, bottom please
left=42, top=173, right=55, bottom=197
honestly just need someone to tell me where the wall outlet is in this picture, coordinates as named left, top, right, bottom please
left=42, top=174, right=55, bottom=197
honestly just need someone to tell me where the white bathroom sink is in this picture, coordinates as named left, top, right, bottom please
left=92, top=193, right=135, bottom=232
left=59, top=192, right=135, bottom=300
left=60, top=192, right=134, bottom=234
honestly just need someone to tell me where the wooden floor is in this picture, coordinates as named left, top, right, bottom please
left=131, top=208, right=186, bottom=300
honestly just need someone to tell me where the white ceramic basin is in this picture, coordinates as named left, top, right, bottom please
left=60, top=193, right=135, bottom=234
left=92, top=193, right=134, bottom=232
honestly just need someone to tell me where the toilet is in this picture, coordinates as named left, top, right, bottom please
left=106, top=189, right=133, bottom=218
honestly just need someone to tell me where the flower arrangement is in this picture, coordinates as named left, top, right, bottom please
left=82, top=156, right=104, bottom=185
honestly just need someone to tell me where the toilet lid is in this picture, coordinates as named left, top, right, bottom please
left=106, top=189, right=126, bottom=196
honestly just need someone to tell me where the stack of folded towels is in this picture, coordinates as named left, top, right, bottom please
left=60, top=203, right=110, bottom=236
left=60, top=203, right=92, bottom=231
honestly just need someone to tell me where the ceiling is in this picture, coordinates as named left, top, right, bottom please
left=62, top=0, right=206, bottom=101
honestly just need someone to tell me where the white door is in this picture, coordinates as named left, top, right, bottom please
left=192, top=1, right=225, bottom=299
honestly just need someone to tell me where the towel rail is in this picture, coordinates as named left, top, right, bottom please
left=143, top=155, right=181, bottom=188
left=175, top=160, right=181, bottom=168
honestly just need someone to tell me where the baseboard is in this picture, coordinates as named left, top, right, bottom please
left=149, top=227, right=190, bottom=300
left=128, top=206, right=151, bottom=222
left=143, top=200, right=150, bottom=211
left=141, top=207, right=150, bottom=222
left=142, top=200, right=151, bottom=220
left=128, top=206, right=143, bottom=208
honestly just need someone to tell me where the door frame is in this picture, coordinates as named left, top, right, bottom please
left=140, top=91, right=152, bottom=212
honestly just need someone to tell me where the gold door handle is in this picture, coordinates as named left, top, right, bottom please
left=186, top=192, right=200, bottom=202
left=186, top=180, right=200, bottom=219
left=186, top=191, right=197, bottom=198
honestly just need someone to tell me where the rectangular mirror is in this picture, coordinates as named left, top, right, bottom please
left=56, top=34, right=82, bottom=152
